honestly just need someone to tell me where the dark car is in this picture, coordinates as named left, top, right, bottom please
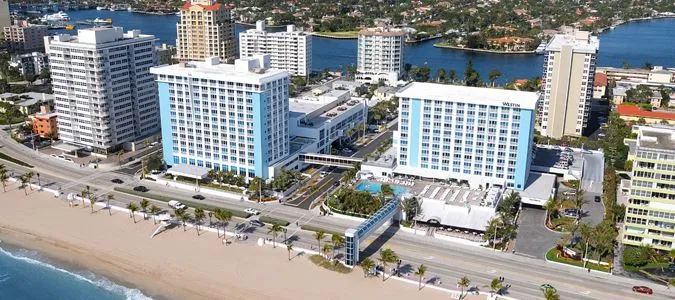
left=333, top=181, right=340, bottom=187
left=594, top=196, right=601, bottom=203
left=192, top=194, right=205, bottom=200
left=249, top=220, right=265, bottom=227
left=133, top=186, right=148, bottom=192
left=111, top=178, right=124, bottom=184
left=632, top=286, right=653, bottom=295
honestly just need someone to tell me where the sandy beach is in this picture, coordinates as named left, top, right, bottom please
left=0, top=185, right=479, bottom=300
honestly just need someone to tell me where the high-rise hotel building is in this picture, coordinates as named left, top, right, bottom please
left=355, top=27, right=405, bottom=85
left=150, top=55, right=290, bottom=180
left=393, top=83, right=538, bottom=190
left=175, top=0, right=235, bottom=63
left=239, top=20, right=312, bottom=77
left=538, top=30, right=599, bottom=139
left=622, top=125, right=675, bottom=251
left=45, top=27, right=159, bottom=153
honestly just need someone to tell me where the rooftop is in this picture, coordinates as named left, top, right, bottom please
left=396, top=82, right=539, bottom=110
left=151, top=55, right=288, bottom=84
left=637, top=125, right=675, bottom=152
left=617, top=104, right=675, bottom=121
left=359, top=27, right=406, bottom=37
left=545, top=30, right=599, bottom=54
left=518, top=172, right=557, bottom=202
left=594, top=72, right=608, bottom=87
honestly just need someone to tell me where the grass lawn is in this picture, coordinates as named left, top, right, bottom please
left=314, top=31, right=359, bottom=38
left=309, top=255, right=352, bottom=273
left=545, top=248, right=611, bottom=273
left=171, top=175, right=245, bottom=194
left=624, top=262, right=671, bottom=272
left=549, top=216, right=576, bottom=232
left=0, top=151, right=34, bottom=168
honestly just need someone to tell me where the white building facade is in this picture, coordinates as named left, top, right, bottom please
left=539, top=30, right=599, bottom=139
left=45, top=27, right=159, bottom=154
left=356, top=27, right=405, bottom=85
left=393, top=83, right=538, bottom=190
left=151, top=55, right=290, bottom=180
left=10, top=51, right=48, bottom=76
left=239, top=20, right=312, bottom=77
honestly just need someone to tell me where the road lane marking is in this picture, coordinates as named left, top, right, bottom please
left=487, top=269, right=497, bottom=274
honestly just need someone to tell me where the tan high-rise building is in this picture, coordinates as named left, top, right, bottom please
left=175, top=0, right=235, bottom=63
left=538, top=30, right=599, bottom=139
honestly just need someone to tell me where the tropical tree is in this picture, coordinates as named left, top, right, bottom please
left=79, top=189, right=88, bottom=206
left=315, top=231, right=325, bottom=250
left=20, top=175, right=29, bottom=195
left=175, top=209, right=190, bottom=231
left=268, top=224, right=283, bottom=248
left=0, top=171, right=8, bottom=192
left=380, top=184, right=393, bottom=199
left=487, top=278, right=503, bottom=295
left=248, top=176, right=264, bottom=201
left=286, top=242, right=294, bottom=261
left=458, top=276, right=471, bottom=299
left=24, top=171, right=34, bottom=190
left=436, top=68, right=446, bottom=82
left=543, top=196, right=560, bottom=224
left=415, top=264, right=427, bottom=290
left=331, top=233, right=345, bottom=258
left=543, top=288, right=560, bottom=300
left=464, top=59, right=481, bottom=87
left=139, top=199, right=149, bottom=219
left=194, top=208, right=205, bottom=235
left=402, top=197, right=421, bottom=222
left=448, top=69, right=457, bottom=83
left=88, top=193, right=97, bottom=213
left=360, top=257, right=375, bottom=278
left=215, top=209, right=232, bottom=240
left=378, top=248, right=399, bottom=282
left=149, top=205, right=161, bottom=224
left=106, top=194, right=114, bottom=216
left=488, top=69, right=502, bottom=87
left=127, top=202, right=139, bottom=223
left=322, top=243, right=332, bottom=258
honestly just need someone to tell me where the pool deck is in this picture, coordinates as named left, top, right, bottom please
left=359, top=178, right=490, bottom=207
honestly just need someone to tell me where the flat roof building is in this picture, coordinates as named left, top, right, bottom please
left=151, top=55, right=290, bottom=180
left=356, top=27, right=405, bottom=85
left=239, top=20, right=312, bottom=77
left=3, top=20, right=49, bottom=53
left=176, top=0, right=235, bottom=63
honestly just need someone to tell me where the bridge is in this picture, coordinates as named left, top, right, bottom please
left=345, top=198, right=401, bottom=266
left=298, top=153, right=363, bottom=168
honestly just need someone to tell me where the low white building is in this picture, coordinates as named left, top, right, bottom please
left=9, top=52, right=48, bottom=76
left=414, top=186, right=503, bottom=232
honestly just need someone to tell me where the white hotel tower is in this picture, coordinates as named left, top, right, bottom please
left=151, top=55, right=290, bottom=180
left=45, top=27, right=159, bottom=154
left=355, top=27, right=405, bottom=85
left=239, top=20, right=312, bottom=77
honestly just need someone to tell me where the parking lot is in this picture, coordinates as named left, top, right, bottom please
left=515, top=206, right=563, bottom=259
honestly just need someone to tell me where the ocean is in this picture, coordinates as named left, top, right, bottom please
left=0, top=243, right=150, bottom=300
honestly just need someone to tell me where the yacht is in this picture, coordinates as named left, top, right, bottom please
left=41, top=11, right=70, bottom=22
left=96, top=6, right=105, bottom=11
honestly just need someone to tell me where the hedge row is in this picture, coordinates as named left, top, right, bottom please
left=113, top=187, right=250, bottom=218
left=0, top=151, right=34, bottom=168
left=258, top=216, right=290, bottom=226
left=299, top=224, right=341, bottom=237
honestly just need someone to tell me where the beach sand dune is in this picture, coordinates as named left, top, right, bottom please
left=0, top=187, right=471, bottom=300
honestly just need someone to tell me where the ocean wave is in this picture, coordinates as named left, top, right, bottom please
left=0, top=246, right=152, bottom=300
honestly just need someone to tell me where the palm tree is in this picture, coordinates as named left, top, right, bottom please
left=322, top=243, right=332, bottom=259
left=139, top=199, right=149, bottom=219
left=149, top=205, right=161, bottom=224
left=24, top=171, right=34, bottom=190
left=378, top=248, right=399, bottom=282
left=88, top=194, right=96, bottom=213
left=20, top=175, right=29, bottom=195
left=360, top=258, right=375, bottom=278
left=458, top=276, right=471, bottom=299
left=543, top=288, right=560, bottom=300
left=194, top=208, right=205, bottom=235
left=175, top=209, right=190, bottom=231
left=215, top=209, right=232, bottom=240
left=415, top=264, right=427, bottom=290
left=487, top=278, right=503, bottom=296
left=543, top=196, right=559, bottom=225
left=286, top=242, right=294, bottom=261
left=106, top=194, right=114, bottom=216
left=0, top=172, right=8, bottom=192
left=268, top=224, right=283, bottom=248
left=127, top=202, right=139, bottom=223
left=315, top=231, right=325, bottom=251
left=331, top=233, right=345, bottom=258
left=78, top=189, right=88, bottom=206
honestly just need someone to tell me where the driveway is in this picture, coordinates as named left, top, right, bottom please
left=514, top=206, right=563, bottom=259
left=581, top=151, right=604, bottom=194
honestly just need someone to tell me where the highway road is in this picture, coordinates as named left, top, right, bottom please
left=0, top=130, right=672, bottom=299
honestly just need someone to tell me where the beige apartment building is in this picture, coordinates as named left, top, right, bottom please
left=538, top=30, right=599, bottom=139
left=175, top=0, right=235, bottom=63
left=3, top=20, right=48, bottom=53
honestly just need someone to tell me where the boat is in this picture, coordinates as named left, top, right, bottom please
left=96, top=6, right=105, bottom=11
left=610, top=25, right=616, bottom=30
left=65, top=24, right=75, bottom=30
left=534, top=42, right=547, bottom=55
left=93, top=18, right=112, bottom=25
left=109, top=5, right=126, bottom=11
left=127, top=7, right=134, bottom=12
left=175, top=11, right=181, bottom=16
left=41, top=11, right=70, bottom=22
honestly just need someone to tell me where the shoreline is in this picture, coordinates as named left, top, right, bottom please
left=311, top=32, right=359, bottom=39
left=432, top=43, right=535, bottom=55
left=0, top=186, right=457, bottom=300
left=596, top=14, right=675, bottom=33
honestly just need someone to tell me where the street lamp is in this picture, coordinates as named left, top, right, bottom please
left=208, top=211, right=213, bottom=226
left=36, top=173, right=40, bottom=187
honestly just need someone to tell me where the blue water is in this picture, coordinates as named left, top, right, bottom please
left=355, top=182, right=408, bottom=196
left=0, top=244, right=150, bottom=300
left=59, top=10, right=675, bottom=83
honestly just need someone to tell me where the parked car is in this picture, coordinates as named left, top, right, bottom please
left=111, top=178, right=124, bottom=184
left=49, top=154, right=58, bottom=158
left=249, top=220, right=265, bottom=227
left=539, top=284, right=556, bottom=293
left=245, top=208, right=260, bottom=215
left=594, top=196, right=601, bottom=203
left=168, top=200, right=186, bottom=210
left=563, top=190, right=577, bottom=196
left=192, top=194, right=205, bottom=200
left=133, top=186, right=148, bottom=192
left=562, top=209, right=579, bottom=218
left=320, top=171, right=328, bottom=178
left=632, top=286, right=653, bottom=295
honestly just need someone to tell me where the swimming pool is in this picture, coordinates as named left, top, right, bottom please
left=355, top=182, right=408, bottom=196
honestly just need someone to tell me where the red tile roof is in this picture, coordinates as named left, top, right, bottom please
left=617, top=104, right=675, bottom=120
left=594, top=72, right=607, bottom=87
left=182, top=2, right=223, bottom=11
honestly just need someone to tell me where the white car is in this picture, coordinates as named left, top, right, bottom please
left=245, top=208, right=260, bottom=215
left=320, top=171, right=328, bottom=178
left=168, top=200, right=187, bottom=210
